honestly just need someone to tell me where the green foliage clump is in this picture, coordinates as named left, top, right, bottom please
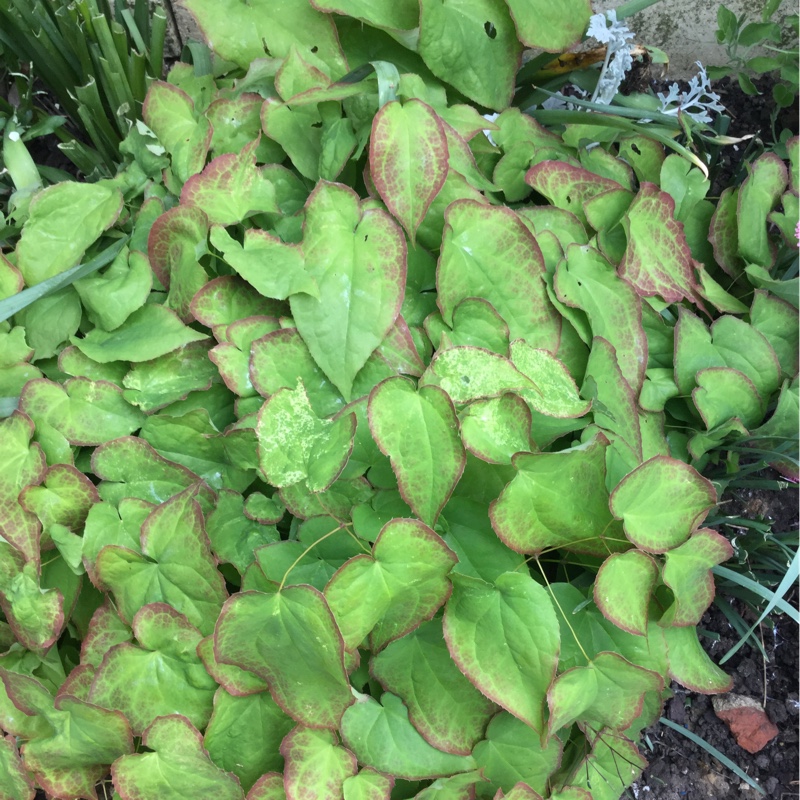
left=0, top=1, right=797, bottom=798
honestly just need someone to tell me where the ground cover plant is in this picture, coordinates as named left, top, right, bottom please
left=0, top=0, right=797, bottom=798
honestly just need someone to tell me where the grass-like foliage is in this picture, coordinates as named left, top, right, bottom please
left=0, top=0, right=797, bottom=798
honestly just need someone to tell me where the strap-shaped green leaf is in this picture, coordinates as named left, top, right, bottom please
left=214, top=585, right=352, bottom=729
left=368, top=377, right=465, bottom=526
left=443, top=572, right=560, bottom=733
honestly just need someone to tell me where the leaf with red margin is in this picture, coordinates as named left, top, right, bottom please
left=247, top=773, right=285, bottom=800
left=148, top=205, right=209, bottom=321
left=609, top=456, right=717, bottom=553
left=325, top=518, right=457, bottom=652
left=490, top=436, right=625, bottom=558
left=0, top=670, right=134, bottom=798
left=707, top=187, right=743, bottom=278
left=113, top=714, right=244, bottom=800
left=19, top=463, right=99, bottom=535
left=19, top=378, right=145, bottom=446
left=281, top=725, right=357, bottom=800
left=81, top=498, right=151, bottom=586
left=0, top=733, right=34, bottom=800
left=79, top=602, right=133, bottom=669
left=692, top=367, right=763, bottom=430
left=370, top=100, right=448, bottom=245
left=0, top=560, right=64, bottom=653
left=425, top=298, right=510, bottom=356
left=547, top=652, right=663, bottom=735
left=142, top=81, right=211, bottom=183
left=442, top=121, right=496, bottom=192
left=460, top=393, right=535, bottom=465
left=444, top=572, right=560, bottom=734
left=89, top=603, right=217, bottom=735
left=494, top=784, right=544, bottom=800
left=122, top=341, right=218, bottom=413
left=663, top=625, right=732, bottom=694
left=594, top=550, right=658, bottom=637
left=342, top=768, right=393, bottom=800
left=91, top=436, right=215, bottom=508
left=204, top=688, right=294, bottom=793
left=207, top=94, right=280, bottom=160
left=437, top=200, right=560, bottom=352
left=737, top=152, right=789, bottom=268
left=750, top=290, right=799, bottom=380
left=376, top=315, right=427, bottom=377
left=214, top=585, right=353, bottom=729
left=368, top=378, right=465, bottom=526
left=581, top=337, right=643, bottom=462
left=210, top=226, right=317, bottom=301
left=95, top=487, right=227, bottom=635
left=510, top=341, right=591, bottom=419
left=472, top=711, right=562, bottom=795
left=710, top=315, right=781, bottom=403
left=190, top=276, right=284, bottom=343
left=256, top=382, right=356, bottom=491
left=181, top=139, right=279, bottom=225
left=311, top=0, right=417, bottom=31
left=210, top=316, right=282, bottom=397
left=197, top=635, right=267, bottom=697
left=341, top=692, right=476, bottom=780
left=250, top=327, right=345, bottom=418
left=560, top=729, right=646, bottom=800
left=74, top=303, right=210, bottom=364
left=618, top=182, right=699, bottom=304
left=414, top=770, right=485, bottom=799
left=525, top=162, right=622, bottom=229
left=0, top=251, right=23, bottom=299
left=420, top=346, right=537, bottom=405
left=370, top=618, right=495, bottom=755
left=661, top=529, right=733, bottom=627
left=289, top=181, right=406, bottom=400
left=0, top=413, right=46, bottom=565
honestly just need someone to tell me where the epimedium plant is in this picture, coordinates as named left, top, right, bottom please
left=0, top=0, right=797, bottom=798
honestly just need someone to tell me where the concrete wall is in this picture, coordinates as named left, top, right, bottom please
left=162, top=0, right=793, bottom=79
left=601, top=0, right=793, bottom=78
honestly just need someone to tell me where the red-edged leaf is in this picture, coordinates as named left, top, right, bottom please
left=370, top=100, right=448, bottom=245
left=619, top=182, right=700, bottom=305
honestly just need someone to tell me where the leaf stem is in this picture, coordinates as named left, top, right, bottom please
left=534, top=556, right=590, bottom=662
